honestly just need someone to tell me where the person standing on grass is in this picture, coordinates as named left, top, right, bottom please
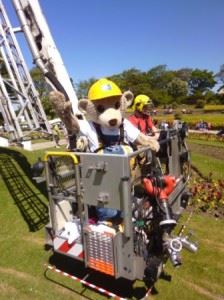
left=52, top=123, right=60, bottom=148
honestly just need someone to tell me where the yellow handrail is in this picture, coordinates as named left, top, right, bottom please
left=44, top=151, right=79, bottom=164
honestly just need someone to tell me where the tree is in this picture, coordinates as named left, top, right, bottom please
left=75, top=66, right=219, bottom=107
left=30, top=67, right=51, bottom=98
left=215, top=65, right=224, bottom=102
left=76, top=77, right=96, bottom=98
left=175, top=68, right=192, bottom=82
left=217, top=93, right=224, bottom=104
left=30, top=67, right=55, bottom=118
left=167, top=78, right=188, bottom=101
left=0, top=55, right=8, bottom=75
left=204, top=90, right=216, bottom=104
left=0, top=55, right=17, bottom=99
left=147, top=65, right=175, bottom=90
left=150, top=89, right=172, bottom=106
left=110, top=68, right=151, bottom=96
left=189, top=69, right=216, bottom=94
left=215, top=64, right=224, bottom=84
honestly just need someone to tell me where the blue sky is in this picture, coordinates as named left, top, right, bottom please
left=4, top=0, right=224, bottom=84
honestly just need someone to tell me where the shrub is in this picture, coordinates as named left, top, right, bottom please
left=195, top=99, right=205, bottom=108
left=188, top=132, right=224, bottom=142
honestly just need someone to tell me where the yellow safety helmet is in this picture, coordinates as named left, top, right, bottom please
left=88, top=78, right=122, bottom=101
left=134, top=94, right=153, bottom=113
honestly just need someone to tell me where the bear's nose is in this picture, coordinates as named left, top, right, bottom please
left=109, top=119, right=117, bottom=126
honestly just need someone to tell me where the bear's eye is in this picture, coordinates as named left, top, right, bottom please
left=114, top=101, right=121, bottom=109
left=96, top=105, right=105, bottom=113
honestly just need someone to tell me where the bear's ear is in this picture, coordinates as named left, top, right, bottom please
left=121, top=90, right=134, bottom=110
left=78, top=99, right=91, bottom=114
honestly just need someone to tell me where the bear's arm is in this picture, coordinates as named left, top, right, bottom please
left=135, top=132, right=160, bottom=152
left=124, top=119, right=160, bottom=152
left=49, top=91, right=80, bottom=134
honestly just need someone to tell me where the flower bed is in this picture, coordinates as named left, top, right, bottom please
left=188, top=132, right=224, bottom=142
left=190, top=172, right=224, bottom=218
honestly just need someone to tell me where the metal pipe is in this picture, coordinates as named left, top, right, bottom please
left=121, top=176, right=131, bottom=238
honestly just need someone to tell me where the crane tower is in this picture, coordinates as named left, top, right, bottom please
left=0, top=0, right=78, bottom=143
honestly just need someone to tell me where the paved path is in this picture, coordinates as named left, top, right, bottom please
left=31, top=139, right=68, bottom=150
left=189, top=129, right=219, bottom=135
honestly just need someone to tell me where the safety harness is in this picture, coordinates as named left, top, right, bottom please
left=92, top=121, right=126, bottom=152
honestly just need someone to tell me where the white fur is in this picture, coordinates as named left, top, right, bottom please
left=98, top=108, right=122, bottom=128
left=136, top=132, right=160, bottom=152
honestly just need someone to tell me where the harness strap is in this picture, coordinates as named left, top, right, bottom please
left=93, top=122, right=107, bottom=146
left=93, top=121, right=125, bottom=150
left=119, top=119, right=125, bottom=144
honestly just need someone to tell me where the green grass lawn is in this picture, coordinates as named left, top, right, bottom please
left=190, top=152, right=224, bottom=180
left=152, top=214, right=224, bottom=300
left=188, top=138, right=224, bottom=149
left=182, top=113, right=224, bottom=125
left=187, top=138, right=224, bottom=180
left=153, top=113, right=224, bottom=129
left=0, top=146, right=224, bottom=299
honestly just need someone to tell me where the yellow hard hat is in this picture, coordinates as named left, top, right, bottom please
left=88, top=78, right=122, bottom=101
left=134, top=94, right=153, bottom=112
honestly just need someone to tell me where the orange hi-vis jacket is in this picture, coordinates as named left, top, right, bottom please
left=128, top=111, right=153, bottom=135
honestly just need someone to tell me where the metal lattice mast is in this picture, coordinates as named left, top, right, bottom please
left=12, top=0, right=79, bottom=114
left=0, top=0, right=51, bottom=141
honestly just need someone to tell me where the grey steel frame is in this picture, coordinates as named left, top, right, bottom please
left=44, top=132, right=190, bottom=281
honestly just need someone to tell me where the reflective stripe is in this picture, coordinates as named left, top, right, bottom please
left=53, top=237, right=84, bottom=259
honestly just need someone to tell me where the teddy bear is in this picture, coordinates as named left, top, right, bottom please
left=49, top=78, right=160, bottom=153
left=49, top=78, right=160, bottom=221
